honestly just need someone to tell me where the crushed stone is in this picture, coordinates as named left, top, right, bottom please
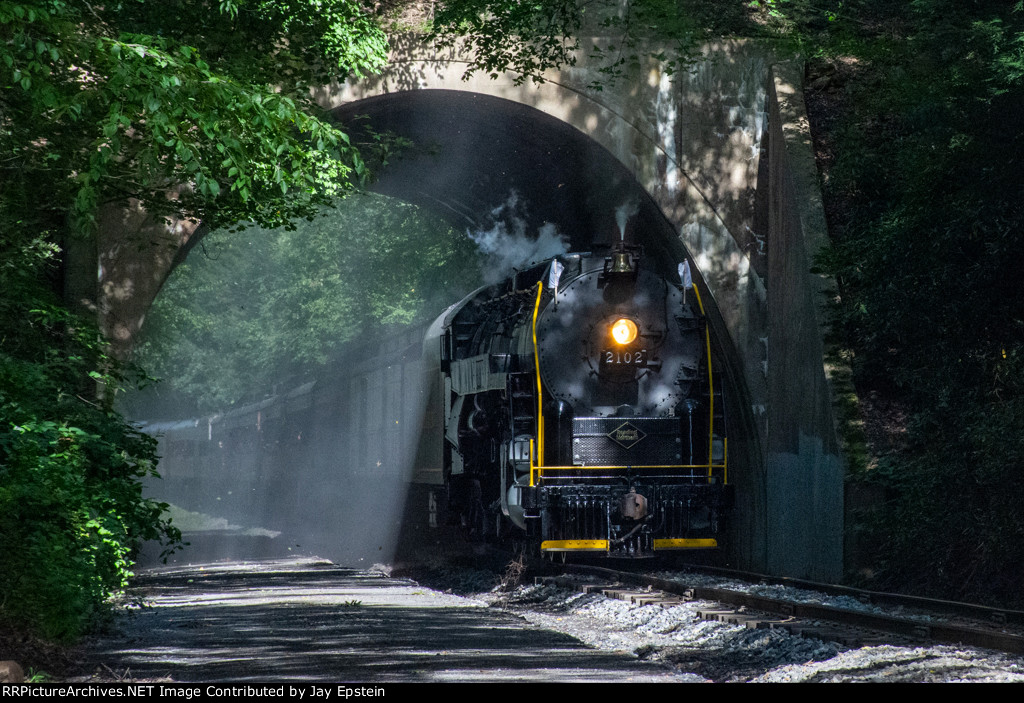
left=453, top=572, right=1024, bottom=682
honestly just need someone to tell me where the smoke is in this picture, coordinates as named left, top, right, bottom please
left=468, top=191, right=570, bottom=284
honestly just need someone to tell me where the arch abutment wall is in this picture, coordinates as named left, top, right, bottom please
left=95, top=200, right=202, bottom=360
left=763, top=62, right=845, bottom=580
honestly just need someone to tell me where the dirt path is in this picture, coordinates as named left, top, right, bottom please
left=67, top=558, right=691, bottom=683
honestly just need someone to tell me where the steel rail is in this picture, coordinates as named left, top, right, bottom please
left=558, top=564, right=1024, bottom=655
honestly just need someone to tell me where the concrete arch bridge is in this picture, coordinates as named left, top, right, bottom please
left=87, top=37, right=844, bottom=581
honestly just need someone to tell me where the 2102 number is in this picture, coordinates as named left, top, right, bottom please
left=603, top=349, right=647, bottom=365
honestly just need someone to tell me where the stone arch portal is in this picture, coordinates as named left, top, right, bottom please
left=313, top=44, right=774, bottom=573
left=328, top=84, right=762, bottom=563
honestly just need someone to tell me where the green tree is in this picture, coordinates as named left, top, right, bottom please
left=0, top=232, right=180, bottom=642
left=0, top=0, right=393, bottom=641
left=1, top=0, right=388, bottom=235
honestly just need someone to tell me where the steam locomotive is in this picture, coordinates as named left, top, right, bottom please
left=425, top=244, right=731, bottom=558
left=141, top=242, right=731, bottom=563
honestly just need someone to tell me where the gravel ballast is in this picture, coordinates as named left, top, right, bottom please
left=422, top=564, right=1024, bottom=683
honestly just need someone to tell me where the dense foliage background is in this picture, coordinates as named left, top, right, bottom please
left=791, top=0, right=1024, bottom=602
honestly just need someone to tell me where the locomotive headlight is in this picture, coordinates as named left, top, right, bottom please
left=611, top=318, right=639, bottom=345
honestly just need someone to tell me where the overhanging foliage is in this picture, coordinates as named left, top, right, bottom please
left=1, top=0, right=388, bottom=232
left=429, top=0, right=703, bottom=85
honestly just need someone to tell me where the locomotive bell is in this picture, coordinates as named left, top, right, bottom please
left=610, top=252, right=634, bottom=274
left=600, top=243, right=641, bottom=293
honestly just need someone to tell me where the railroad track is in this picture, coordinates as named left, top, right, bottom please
left=535, top=564, right=1024, bottom=655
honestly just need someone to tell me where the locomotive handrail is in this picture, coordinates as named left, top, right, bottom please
left=534, top=464, right=728, bottom=470
left=723, top=436, right=728, bottom=484
left=689, top=282, right=717, bottom=481
left=531, top=280, right=545, bottom=485
left=529, top=432, right=726, bottom=483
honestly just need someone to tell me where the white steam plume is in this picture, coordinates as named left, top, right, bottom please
left=615, top=198, right=640, bottom=241
left=469, top=191, right=570, bottom=284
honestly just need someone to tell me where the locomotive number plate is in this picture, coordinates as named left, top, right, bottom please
left=602, top=349, right=648, bottom=366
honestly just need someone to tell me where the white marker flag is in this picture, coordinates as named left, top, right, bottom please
left=678, top=260, right=693, bottom=289
left=547, top=259, right=565, bottom=291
